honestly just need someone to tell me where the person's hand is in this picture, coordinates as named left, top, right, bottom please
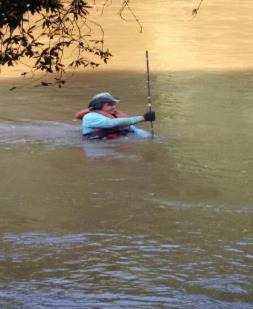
left=143, top=111, right=156, bottom=122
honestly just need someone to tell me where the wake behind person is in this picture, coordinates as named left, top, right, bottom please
left=75, top=92, right=156, bottom=140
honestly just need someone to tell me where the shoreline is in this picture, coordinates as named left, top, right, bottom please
left=1, top=67, right=253, bottom=82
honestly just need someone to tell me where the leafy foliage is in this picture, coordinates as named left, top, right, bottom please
left=0, top=0, right=116, bottom=86
left=0, top=1, right=204, bottom=88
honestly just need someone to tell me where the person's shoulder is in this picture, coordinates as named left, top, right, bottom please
left=83, top=112, right=101, bottom=119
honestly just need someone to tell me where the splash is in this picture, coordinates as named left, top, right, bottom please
left=0, top=120, right=82, bottom=147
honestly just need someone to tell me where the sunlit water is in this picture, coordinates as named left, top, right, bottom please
left=1, top=0, right=253, bottom=307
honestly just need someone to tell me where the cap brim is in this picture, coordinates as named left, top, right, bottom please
left=112, top=96, right=120, bottom=103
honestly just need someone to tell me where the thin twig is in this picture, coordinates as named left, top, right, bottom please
left=192, top=0, right=204, bottom=18
left=118, top=0, right=142, bottom=33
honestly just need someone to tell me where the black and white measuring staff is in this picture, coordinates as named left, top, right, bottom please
left=145, top=50, right=154, bottom=137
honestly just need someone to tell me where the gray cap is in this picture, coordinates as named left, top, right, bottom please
left=88, top=92, right=120, bottom=109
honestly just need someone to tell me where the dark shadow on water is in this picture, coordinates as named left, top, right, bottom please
left=0, top=120, right=82, bottom=146
left=0, top=120, right=159, bottom=159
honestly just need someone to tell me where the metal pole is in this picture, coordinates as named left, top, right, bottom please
left=146, top=50, right=154, bottom=137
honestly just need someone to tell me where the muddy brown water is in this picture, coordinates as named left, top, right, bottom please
left=1, top=0, right=253, bottom=307
left=0, top=71, right=252, bottom=308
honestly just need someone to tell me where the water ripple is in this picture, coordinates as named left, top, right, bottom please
left=0, top=232, right=252, bottom=307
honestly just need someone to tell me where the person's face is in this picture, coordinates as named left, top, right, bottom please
left=101, top=102, right=117, bottom=114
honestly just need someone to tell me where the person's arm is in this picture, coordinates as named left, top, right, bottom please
left=84, top=112, right=144, bottom=129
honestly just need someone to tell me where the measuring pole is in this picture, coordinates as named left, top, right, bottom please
left=145, top=50, right=154, bottom=137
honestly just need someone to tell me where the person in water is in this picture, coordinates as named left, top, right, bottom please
left=75, top=92, right=156, bottom=140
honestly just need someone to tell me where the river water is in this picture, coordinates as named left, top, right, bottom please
left=1, top=1, right=253, bottom=308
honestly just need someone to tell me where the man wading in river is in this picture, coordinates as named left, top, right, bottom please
left=75, top=92, right=156, bottom=140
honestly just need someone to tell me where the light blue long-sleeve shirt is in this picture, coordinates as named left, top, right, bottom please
left=82, top=112, right=150, bottom=138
